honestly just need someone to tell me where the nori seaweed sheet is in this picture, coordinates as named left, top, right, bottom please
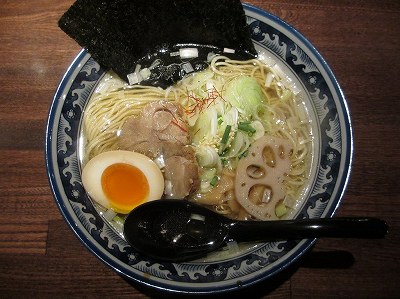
left=59, top=0, right=257, bottom=84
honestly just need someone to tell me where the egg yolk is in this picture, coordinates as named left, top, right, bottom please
left=101, top=163, right=149, bottom=213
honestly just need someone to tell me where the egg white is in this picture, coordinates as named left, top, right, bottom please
left=81, top=150, right=164, bottom=213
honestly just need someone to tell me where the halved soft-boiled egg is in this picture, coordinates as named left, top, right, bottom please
left=81, top=150, right=164, bottom=214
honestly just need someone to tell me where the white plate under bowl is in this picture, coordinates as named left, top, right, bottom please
left=45, top=3, right=352, bottom=294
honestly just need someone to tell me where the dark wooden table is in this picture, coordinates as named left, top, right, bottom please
left=1, top=0, right=399, bottom=297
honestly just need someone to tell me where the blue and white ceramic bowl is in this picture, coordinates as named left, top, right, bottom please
left=46, top=4, right=352, bottom=294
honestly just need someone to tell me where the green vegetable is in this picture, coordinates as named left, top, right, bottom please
left=224, top=76, right=263, bottom=117
left=221, top=125, right=232, bottom=144
left=239, top=149, right=248, bottom=159
left=219, top=125, right=232, bottom=155
left=238, top=122, right=256, bottom=134
left=196, top=146, right=219, bottom=167
left=221, top=158, right=229, bottom=166
left=210, top=175, right=219, bottom=187
left=275, top=202, right=288, bottom=218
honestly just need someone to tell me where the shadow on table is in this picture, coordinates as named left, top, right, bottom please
left=122, top=249, right=354, bottom=298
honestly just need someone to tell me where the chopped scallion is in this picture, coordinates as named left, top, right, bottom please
left=221, top=125, right=232, bottom=144
left=239, top=150, right=249, bottom=159
left=239, top=120, right=251, bottom=125
left=210, top=175, right=219, bottom=186
left=221, top=158, right=229, bottom=166
left=238, top=122, right=256, bottom=133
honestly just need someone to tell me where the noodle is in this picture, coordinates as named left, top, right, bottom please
left=83, top=84, right=176, bottom=159
left=82, top=56, right=313, bottom=220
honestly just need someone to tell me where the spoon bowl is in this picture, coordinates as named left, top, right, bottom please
left=123, top=199, right=388, bottom=262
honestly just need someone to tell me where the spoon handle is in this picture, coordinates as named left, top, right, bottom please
left=228, top=217, right=388, bottom=242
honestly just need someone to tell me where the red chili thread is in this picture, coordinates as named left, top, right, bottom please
left=184, top=86, right=225, bottom=117
left=171, top=119, right=188, bottom=132
left=159, top=102, right=188, bottom=133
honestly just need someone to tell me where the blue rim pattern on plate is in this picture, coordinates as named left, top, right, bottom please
left=45, top=4, right=352, bottom=294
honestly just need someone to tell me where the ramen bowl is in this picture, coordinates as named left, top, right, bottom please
left=45, top=4, right=352, bottom=294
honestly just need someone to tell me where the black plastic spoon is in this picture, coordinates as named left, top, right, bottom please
left=123, top=199, right=388, bottom=262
